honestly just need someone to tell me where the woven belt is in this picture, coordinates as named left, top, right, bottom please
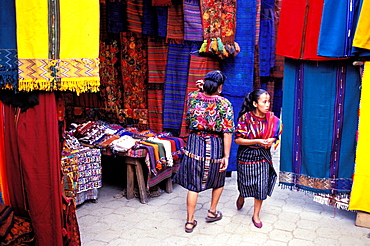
left=183, top=150, right=223, bottom=163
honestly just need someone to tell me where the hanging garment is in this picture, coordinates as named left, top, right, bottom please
left=16, top=0, right=100, bottom=94
left=318, top=0, right=362, bottom=58
left=166, top=2, right=185, bottom=43
left=0, top=102, right=9, bottom=205
left=147, top=40, right=168, bottom=84
left=276, top=0, right=342, bottom=60
left=349, top=62, right=370, bottom=213
left=163, top=42, right=198, bottom=132
left=120, top=32, right=148, bottom=110
left=184, top=0, right=204, bottom=42
left=4, top=92, right=64, bottom=245
left=179, top=55, right=220, bottom=137
left=353, top=0, right=370, bottom=51
left=280, top=58, right=360, bottom=203
left=221, top=0, right=256, bottom=171
left=0, top=0, right=18, bottom=90
left=126, top=0, right=143, bottom=33
left=107, top=1, right=127, bottom=34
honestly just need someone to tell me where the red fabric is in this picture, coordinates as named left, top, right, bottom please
left=0, top=102, right=10, bottom=205
left=276, top=0, right=340, bottom=60
left=4, top=93, right=64, bottom=246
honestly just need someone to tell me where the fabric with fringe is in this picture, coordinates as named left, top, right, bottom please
left=349, top=61, right=370, bottom=213
left=166, top=2, right=184, bottom=43
left=16, top=0, right=100, bottom=94
left=280, top=58, right=360, bottom=199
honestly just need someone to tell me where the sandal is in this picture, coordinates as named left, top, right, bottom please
left=185, top=220, right=197, bottom=233
left=205, top=210, right=223, bottom=222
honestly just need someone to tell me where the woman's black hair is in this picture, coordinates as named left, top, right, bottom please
left=203, top=70, right=226, bottom=95
left=237, top=89, right=268, bottom=120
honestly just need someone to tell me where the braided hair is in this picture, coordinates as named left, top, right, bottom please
left=237, top=89, right=268, bottom=120
left=203, top=70, right=226, bottom=95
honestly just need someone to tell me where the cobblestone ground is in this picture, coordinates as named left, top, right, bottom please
left=77, top=147, right=370, bottom=246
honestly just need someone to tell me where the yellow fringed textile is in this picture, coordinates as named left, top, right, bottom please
left=16, top=0, right=100, bottom=95
left=349, top=61, right=370, bottom=213
left=353, top=0, right=370, bottom=50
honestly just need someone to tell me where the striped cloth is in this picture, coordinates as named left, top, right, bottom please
left=183, top=0, right=203, bottom=42
left=126, top=0, right=143, bottom=33
left=179, top=55, right=220, bottom=137
left=107, top=1, right=127, bottom=34
left=280, top=58, right=360, bottom=198
left=166, top=2, right=184, bottom=43
left=147, top=40, right=168, bottom=84
left=148, top=84, right=164, bottom=133
left=221, top=0, right=256, bottom=171
left=152, top=0, right=172, bottom=6
left=163, top=42, right=198, bottom=132
left=173, top=133, right=226, bottom=192
left=0, top=0, right=18, bottom=90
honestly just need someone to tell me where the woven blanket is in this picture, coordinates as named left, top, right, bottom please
left=259, top=8, right=275, bottom=76
left=156, top=6, right=168, bottom=38
left=349, top=61, right=370, bottom=213
left=16, top=0, right=100, bottom=95
left=120, top=32, right=148, bottom=110
left=280, top=58, right=360, bottom=197
left=147, top=40, right=168, bottom=84
left=142, top=0, right=157, bottom=36
left=179, top=55, right=220, bottom=137
left=220, top=0, right=256, bottom=171
left=107, top=1, right=127, bottom=34
left=353, top=0, right=370, bottom=50
left=0, top=0, right=18, bottom=90
left=317, top=0, right=361, bottom=58
left=148, top=84, right=164, bottom=133
left=126, top=0, right=143, bottom=33
left=200, top=0, right=236, bottom=43
left=184, top=0, right=203, bottom=42
left=166, top=2, right=184, bottom=43
left=276, top=0, right=340, bottom=61
left=152, top=0, right=172, bottom=6
left=163, top=42, right=197, bottom=132
left=99, top=39, right=123, bottom=109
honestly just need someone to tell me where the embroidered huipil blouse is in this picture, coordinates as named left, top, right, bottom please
left=186, top=91, right=235, bottom=133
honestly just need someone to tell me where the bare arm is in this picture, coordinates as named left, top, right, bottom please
left=219, top=133, right=233, bottom=172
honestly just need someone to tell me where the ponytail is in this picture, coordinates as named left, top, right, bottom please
left=238, top=89, right=268, bottom=120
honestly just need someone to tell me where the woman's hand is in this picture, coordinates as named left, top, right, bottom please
left=261, top=138, right=276, bottom=148
left=219, top=157, right=229, bottom=172
left=196, top=80, right=204, bottom=92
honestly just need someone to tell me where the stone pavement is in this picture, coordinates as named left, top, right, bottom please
left=76, top=147, right=370, bottom=246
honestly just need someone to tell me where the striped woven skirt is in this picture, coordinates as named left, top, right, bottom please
left=173, top=133, right=225, bottom=192
left=236, top=147, right=277, bottom=200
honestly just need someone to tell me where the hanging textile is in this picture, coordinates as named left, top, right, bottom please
left=179, top=55, right=220, bottom=137
left=184, top=0, right=204, bottom=42
left=147, top=39, right=168, bottom=84
left=259, top=8, right=275, bottom=76
left=163, top=42, right=197, bottom=133
left=16, top=0, right=100, bottom=95
left=143, top=0, right=158, bottom=36
left=166, top=2, right=185, bottom=43
left=0, top=102, right=10, bottom=205
left=157, top=7, right=169, bottom=38
left=349, top=62, right=370, bottom=213
left=107, top=1, right=127, bottom=34
left=200, top=0, right=237, bottom=43
left=152, top=0, right=172, bottom=6
left=353, top=0, right=370, bottom=51
left=280, top=58, right=360, bottom=205
left=0, top=0, right=18, bottom=90
left=100, top=1, right=109, bottom=40
left=148, top=84, right=164, bottom=133
left=99, top=39, right=123, bottom=110
left=4, top=92, right=64, bottom=245
left=276, top=0, right=341, bottom=60
left=120, top=32, right=148, bottom=110
left=126, top=0, right=144, bottom=33
left=317, top=0, right=362, bottom=58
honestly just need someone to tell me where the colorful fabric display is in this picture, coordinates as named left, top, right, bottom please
left=126, top=0, right=143, bottom=33
left=280, top=58, right=360, bottom=205
left=16, top=0, right=100, bottom=94
left=184, top=0, right=204, bottom=42
left=276, top=0, right=342, bottom=60
left=349, top=61, right=370, bottom=213
left=166, top=2, right=185, bottom=43
left=148, top=84, right=164, bottom=133
left=0, top=0, right=18, bottom=90
left=107, top=1, right=127, bottom=34
left=318, top=0, right=362, bottom=58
